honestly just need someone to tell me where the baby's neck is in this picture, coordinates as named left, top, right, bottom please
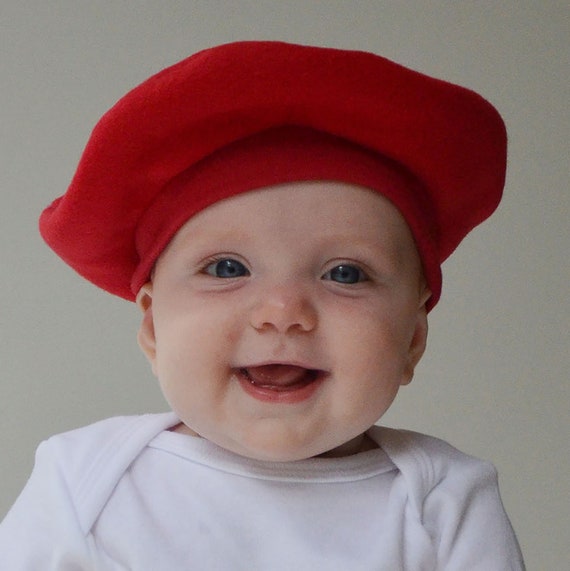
left=171, top=423, right=378, bottom=459
left=317, top=432, right=378, bottom=458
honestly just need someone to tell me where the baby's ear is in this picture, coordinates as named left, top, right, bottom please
left=401, top=291, right=430, bottom=386
left=136, top=283, right=157, bottom=375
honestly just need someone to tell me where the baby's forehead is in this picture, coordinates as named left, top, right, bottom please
left=164, top=180, right=422, bottom=269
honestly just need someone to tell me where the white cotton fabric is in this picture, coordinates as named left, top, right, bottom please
left=0, top=413, right=525, bottom=570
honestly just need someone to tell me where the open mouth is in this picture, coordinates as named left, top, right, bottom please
left=236, top=364, right=325, bottom=403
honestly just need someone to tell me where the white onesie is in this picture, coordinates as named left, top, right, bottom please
left=0, top=412, right=525, bottom=570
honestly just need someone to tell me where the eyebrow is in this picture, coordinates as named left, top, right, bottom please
left=324, top=227, right=415, bottom=256
left=172, top=226, right=252, bottom=248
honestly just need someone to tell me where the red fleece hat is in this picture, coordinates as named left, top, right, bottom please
left=39, top=40, right=507, bottom=309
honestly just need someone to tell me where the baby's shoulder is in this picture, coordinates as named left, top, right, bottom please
left=42, top=412, right=178, bottom=469
left=369, top=426, right=498, bottom=502
left=371, top=425, right=495, bottom=469
left=33, top=412, right=178, bottom=532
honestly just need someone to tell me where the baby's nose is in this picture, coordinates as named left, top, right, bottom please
left=249, top=285, right=317, bottom=334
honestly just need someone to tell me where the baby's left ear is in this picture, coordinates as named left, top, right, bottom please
left=401, top=302, right=429, bottom=386
left=135, top=283, right=158, bottom=375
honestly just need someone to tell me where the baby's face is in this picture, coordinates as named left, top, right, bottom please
left=137, top=181, right=429, bottom=461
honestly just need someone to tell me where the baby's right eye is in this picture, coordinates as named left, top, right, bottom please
left=203, top=258, right=249, bottom=278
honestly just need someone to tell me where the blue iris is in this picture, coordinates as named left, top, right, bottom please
left=325, top=265, right=366, bottom=284
left=206, top=258, right=249, bottom=278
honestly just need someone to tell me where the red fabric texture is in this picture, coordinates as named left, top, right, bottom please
left=39, top=40, right=507, bottom=309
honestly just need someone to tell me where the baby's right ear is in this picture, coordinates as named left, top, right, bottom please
left=135, top=283, right=157, bottom=374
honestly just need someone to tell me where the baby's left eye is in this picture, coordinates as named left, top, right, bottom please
left=322, top=264, right=367, bottom=284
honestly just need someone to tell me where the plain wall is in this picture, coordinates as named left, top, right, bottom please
left=1, top=2, right=568, bottom=569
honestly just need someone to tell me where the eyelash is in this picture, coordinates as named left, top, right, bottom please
left=322, top=264, right=369, bottom=284
left=201, top=256, right=249, bottom=278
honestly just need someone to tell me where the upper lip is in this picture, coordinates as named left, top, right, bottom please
left=235, top=360, right=326, bottom=372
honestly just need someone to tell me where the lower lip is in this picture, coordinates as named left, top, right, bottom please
left=236, top=371, right=325, bottom=404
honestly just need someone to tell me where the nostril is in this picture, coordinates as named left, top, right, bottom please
left=249, top=296, right=317, bottom=333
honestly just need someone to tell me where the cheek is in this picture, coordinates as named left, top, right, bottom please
left=153, top=299, right=240, bottom=375
left=328, top=305, right=415, bottom=381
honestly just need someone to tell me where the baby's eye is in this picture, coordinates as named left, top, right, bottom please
left=204, top=258, right=249, bottom=278
left=322, top=264, right=367, bottom=284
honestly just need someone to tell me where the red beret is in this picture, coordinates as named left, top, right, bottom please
left=39, top=40, right=507, bottom=309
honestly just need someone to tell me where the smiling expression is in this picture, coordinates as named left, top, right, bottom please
left=136, top=181, right=430, bottom=461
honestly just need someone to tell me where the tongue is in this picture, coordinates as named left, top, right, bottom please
left=244, top=365, right=313, bottom=387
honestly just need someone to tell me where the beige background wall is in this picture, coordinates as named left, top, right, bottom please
left=1, top=2, right=568, bottom=569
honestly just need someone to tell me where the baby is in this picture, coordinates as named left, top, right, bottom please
left=0, top=41, right=525, bottom=569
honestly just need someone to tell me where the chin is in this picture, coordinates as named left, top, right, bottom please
left=223, top=430, right=328, bottom=462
